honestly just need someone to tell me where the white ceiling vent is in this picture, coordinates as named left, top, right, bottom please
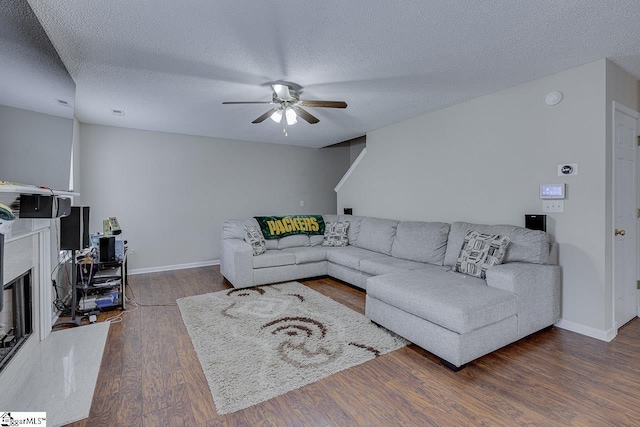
left=111, top=109, right=125, bottom=116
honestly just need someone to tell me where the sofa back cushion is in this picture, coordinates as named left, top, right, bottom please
left=391, top=221, right=450, bottom=265
left=340, top=215, right=365, bottom=245
left=222, top=218, right=260, bottom=240
left=322, top=214, right=340, bottom=223
left=444, top=221, right=549, bottom=267
left=322, top=214, right=365, bottom=245
left=222, top=219, right=311, bottom=250
left=355, top=217, right=399, bottom=255
left=278, top=234, right=310, bottom=249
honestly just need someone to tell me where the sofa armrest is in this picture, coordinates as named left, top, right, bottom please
left=486, top=263, right=561, bottom=338
left=220, top=238, right=255, bottom=288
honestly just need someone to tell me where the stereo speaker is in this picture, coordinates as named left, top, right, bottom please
left=99, top=236, right=116, bottom=263
left=60, top=206, right=90, bottom=250
left=525, top=214, right=547, bottom=232
left=19, top=195, right=71, bottom=218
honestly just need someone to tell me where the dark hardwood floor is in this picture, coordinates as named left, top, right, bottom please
left=64, top=266, right=640, bottom=426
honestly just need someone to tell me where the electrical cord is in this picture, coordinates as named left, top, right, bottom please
left=103, top=275, right=177, bottom=324
left=127, top=283, right=177, bottom=307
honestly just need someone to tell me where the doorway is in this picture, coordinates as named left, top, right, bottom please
left=612, top=102, right=639, bottom=330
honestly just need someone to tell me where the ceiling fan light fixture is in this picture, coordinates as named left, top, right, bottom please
left=223, top=82, right=345, bottom=129
left=270, top=109, right=283, bottom=123
left=285, top=107, right=297, bottom=125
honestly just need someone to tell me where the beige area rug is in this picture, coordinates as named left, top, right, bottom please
left=177, top=282, right=407, bottom=414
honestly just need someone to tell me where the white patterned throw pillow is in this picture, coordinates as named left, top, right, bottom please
left=455, top=230, right=510, bottom=279
left=322, top=221, right=350, bottom=247
left=244, top=225, right=266, bottom=256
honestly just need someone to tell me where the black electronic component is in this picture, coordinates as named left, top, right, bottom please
left=18, top=195, right=71, bottom=218
left=99, top=236, right=116, bottom=263
left=60, top=206, right=90, bottom=250
left=525, top=214, right=547, bottom=232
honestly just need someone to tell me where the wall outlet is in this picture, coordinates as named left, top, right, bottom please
left=543, top=200, right=564, bottom=213
left=299, top=200, right=304, bottom=207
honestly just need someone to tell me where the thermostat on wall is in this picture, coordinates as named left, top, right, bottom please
left=540, top=184, right=566, bottom=199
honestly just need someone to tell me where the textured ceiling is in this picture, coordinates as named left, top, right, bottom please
left=0, top=1, right=75, bottom=119
left=25, top=0, right=640, bottom=148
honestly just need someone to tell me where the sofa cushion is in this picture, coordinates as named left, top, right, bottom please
left=326, top=246, right=386, bottom=270
left=355, top=217, right=399, bottom=255
left=339, top=215, right=366, bottom=245
left=455, top=231, right=510, bottom=279
left=366, top=269, right=517, bottom=334
left=282, top=246, right=328, bottom=264
left=265, top=239, right=278, bottom=250
left=222, top=218, right=260, bottom=240
left=278, top=234, right=310, bottom=249
left=322, top=214, right=340, bottom=224
left=310, top=235, right=324, bottom=247
left=360, top=256, right=429, bottom=276
left=391, top=221, right=450, bottom=265
left=243, top=225, right=266, bottom=256
left=322, top=221, right=350, bottom=247
left=252, top=250, right=296, bottom=269
left=444, top=222, right=549, bottom=267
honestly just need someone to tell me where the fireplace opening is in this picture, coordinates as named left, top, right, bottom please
left=1, top=270, right=32, bottom=373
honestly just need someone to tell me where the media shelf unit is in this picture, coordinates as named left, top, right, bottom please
left=77, top=249, right=128, bottom=313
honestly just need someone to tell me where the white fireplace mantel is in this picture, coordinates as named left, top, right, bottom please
left=0, top=183, right=79, bottom=197
left=1, top=224, right=52, bottom=382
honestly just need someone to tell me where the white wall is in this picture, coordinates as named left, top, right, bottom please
left=79, top=124, right=349, bottom=271
left=0, top=105, right=73, bottom=190
left=349, top=136, right=366, bottom=164
left=338, top=59, right=615, bottom=336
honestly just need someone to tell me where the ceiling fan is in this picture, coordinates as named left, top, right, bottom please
left=223, top=83, right=347, bottom=134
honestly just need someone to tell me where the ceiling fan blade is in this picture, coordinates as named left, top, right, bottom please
left=252, top=108, right=278, bottom=123
left=222, top=101, right=274, bottom=105
left=299, top=100, right=347, bottom=108
left=294, top=107, right=320, bottom=124
left=272, top=84, right=294, bottom=101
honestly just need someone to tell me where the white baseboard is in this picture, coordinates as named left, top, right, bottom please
left=554, top=319, right=616, bottom=342
left=129, top=259, right=220, bottom=275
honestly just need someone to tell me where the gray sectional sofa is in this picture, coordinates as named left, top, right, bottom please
left=220, top=215, right=561, bottom=369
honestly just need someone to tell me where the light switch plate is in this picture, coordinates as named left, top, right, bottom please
left=543, top=200, right=564, bottom=213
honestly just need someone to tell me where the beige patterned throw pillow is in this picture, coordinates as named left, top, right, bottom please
left=322, top=221, right=350, bottom=247
left=244, top=225, right=266, bottom=256
left=455, top=230, right=510, bottom=279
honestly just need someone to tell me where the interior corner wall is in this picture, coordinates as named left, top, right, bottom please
left=338, top=60, right=610, bottom=334
left=78, top=124, right=349, bottom=271
left=71, top=118, right=82, bottom=201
